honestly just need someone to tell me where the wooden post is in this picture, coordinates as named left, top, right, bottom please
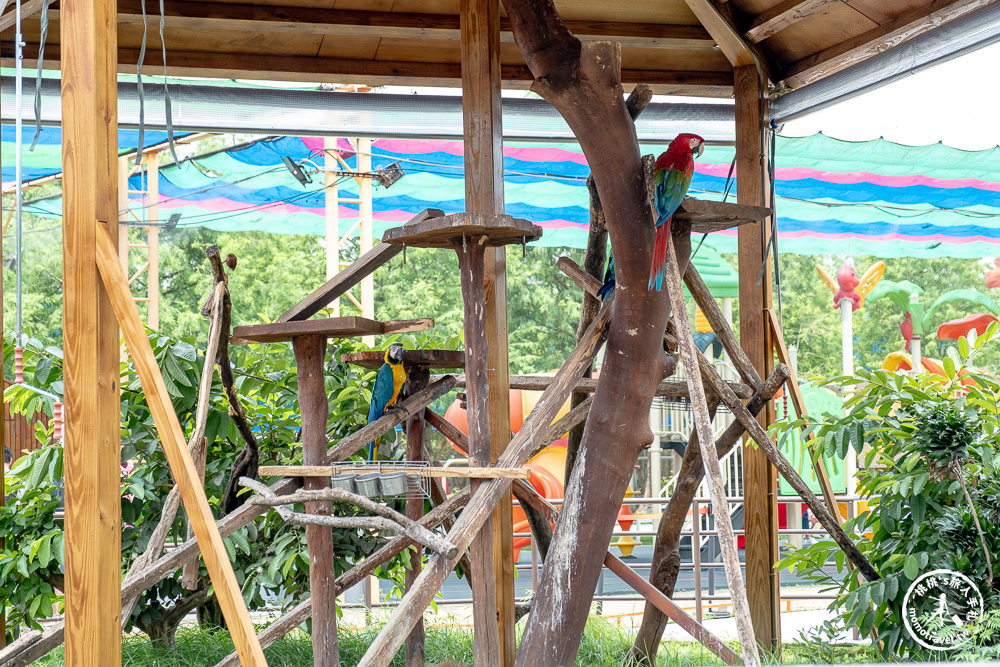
left=451, top=236, right=500, bottom=663
left=404, top=365, right=430, bottom=666
left=293, top=335, right=338, bottom=667
left=61, top=0, right=123, bottom=659
left=146, top=151, right=160, bottom=330
left=357, top=137, right=375, bottom=346
left=735, top=63, right=780, bottom=652
left=324, top=137, right=341, bottom=316
left=461, top=0, right=514, bottom=662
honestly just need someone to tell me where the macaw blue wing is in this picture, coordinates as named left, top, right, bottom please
left=654, top=168, right=692, bottom=228
left=597, top=252, right=615, bottom=298
left=367, top=362, right=396, bottom=460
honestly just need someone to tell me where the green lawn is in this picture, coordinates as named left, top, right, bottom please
left=31, top=618, right=881, bottom=666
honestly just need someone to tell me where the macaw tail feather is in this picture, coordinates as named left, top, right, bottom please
left=597, top=278, right=614, bottom=299
left=905, top=340, right=911, bottom=353
left=369, top=436, right=380, bottom=462
left=648, top=221, right=671, bottom=291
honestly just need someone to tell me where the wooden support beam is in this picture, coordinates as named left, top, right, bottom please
left=683, top=0, right=773, bottom=81
left=292, top=335, right=338, bottom=666
left=439, top=371, right=753, bottom=399
left=110, top=0, right=715, bottom=48
left=695, top=364, right=881, bottom=582
left=277, top=208, right=442, bottom=322
left=734, top=63, right=780, bottom=653
left=94, top=222, right=267, bottom=664
left=508, top=451, right=743, bottom=666
left=404, top=366, right=430, bottom=666
left=661, top=221, right=761, bottom=666
left=765, top=309, right=840, bottom=517
left=0, top=0, right=43, bottom=31
left=744, top=0, right=838, bottom=44
left=60, top=0, right=123, bottom=659
left=3, top=42, right=737, bottom=93
left=781, top=0, right=994, bottom=88
left=356, top=300, right=612, bottom=666
left=213, top=488, right=472, bottom=667
left=462, top=0, right=514, bottom=661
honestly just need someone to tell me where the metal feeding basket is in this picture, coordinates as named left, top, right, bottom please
left=337, top=460, right=430, bottom=500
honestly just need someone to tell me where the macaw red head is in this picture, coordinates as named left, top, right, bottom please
left=836, top=264, right=859, bottom=291
left=656, top=133, right=705, bottom=169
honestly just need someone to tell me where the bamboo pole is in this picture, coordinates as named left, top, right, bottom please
left=660, top=225, right=761, bottom=667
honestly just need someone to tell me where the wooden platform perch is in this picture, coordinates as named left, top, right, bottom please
left=673, top=197, right=771, bottom=234
left=231, top=316, right=432, bottom=344
left=381, top=211, right=542, bottom=248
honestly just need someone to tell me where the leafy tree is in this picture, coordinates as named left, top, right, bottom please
left=773, top=325, right=1000, bottom=658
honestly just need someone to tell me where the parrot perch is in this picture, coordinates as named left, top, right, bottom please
left=367, top=344, right=407, bottom=461
left=649, top=133, right=704, bottom=291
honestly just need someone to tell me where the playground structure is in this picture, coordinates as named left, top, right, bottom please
left=2, top=0, right=993, bottom=666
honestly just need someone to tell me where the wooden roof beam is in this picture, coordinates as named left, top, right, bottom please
left=744, top=0, right=839, bottom=44
left=683, top=0, right=775, bottom=82
left=782, top=0, right=996, bottom=88
left=105, top=0, right=716, bottom=50
left=0, top=0, right=44, bottom=32
left=4, top=42, right=735, bottom=92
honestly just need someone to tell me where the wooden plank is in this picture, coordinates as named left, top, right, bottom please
left=293, top=335, right=338, bottom=666
left=231, top=317, right=432, bottom=344
left=382, top=211, right=541, bottom=249
left=342, top=348, right=465, bottom=370
left=93, top=222, right=267, bottom=665
left=781, top=0, right=994, bottom=88
left=735, top=64, right=780, bottom=653
left=661, top=224, right=761, bottom=667
left=259, top=465, right=531, bottom=479
left=683, top=0, right=763, bottom=72
left=60, top=0, right=122, bottom=660
left=462, top=0, right=514, bottom=661
left=276, top=208, right=442, bottom=322
left=0, top=0, right=43, bottom=31
left=3, top=42, right=736, bottom=94
left=441, top=372, right=753, bottom=399
left=676, top=197, right=771, bottom=233
left=744, top=0, right=839, bottom=44
left=113, top=0, right=715, bottom=48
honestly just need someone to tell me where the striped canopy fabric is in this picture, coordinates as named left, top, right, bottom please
left=8, top=131, right=1000, bottom=258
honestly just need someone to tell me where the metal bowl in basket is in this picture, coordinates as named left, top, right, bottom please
left=330, top=472, right=357, bottom=494
left=354, top=472, right=382, bottom=498
left=378, top=471, right=408, bottom=496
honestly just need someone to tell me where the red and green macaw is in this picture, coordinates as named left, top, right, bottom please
left=649, top=133, right=704, bottom=291
left=367, top=344, right=406, bottom=461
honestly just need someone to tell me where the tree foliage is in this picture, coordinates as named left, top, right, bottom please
left=773, top=324, right=1000, bottom=658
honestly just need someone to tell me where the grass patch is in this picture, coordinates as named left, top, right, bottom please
left=30, top=619, right=881, bottom=666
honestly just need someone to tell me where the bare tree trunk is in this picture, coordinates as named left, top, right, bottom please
left=499, top=6, right=680, bottom=662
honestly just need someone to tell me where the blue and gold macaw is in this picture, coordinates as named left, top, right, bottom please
left=649, top=133, right=705, bottom=291
left=367, top=344, right=406, bottom=461
left=597, top=251, right=615, bottom=299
